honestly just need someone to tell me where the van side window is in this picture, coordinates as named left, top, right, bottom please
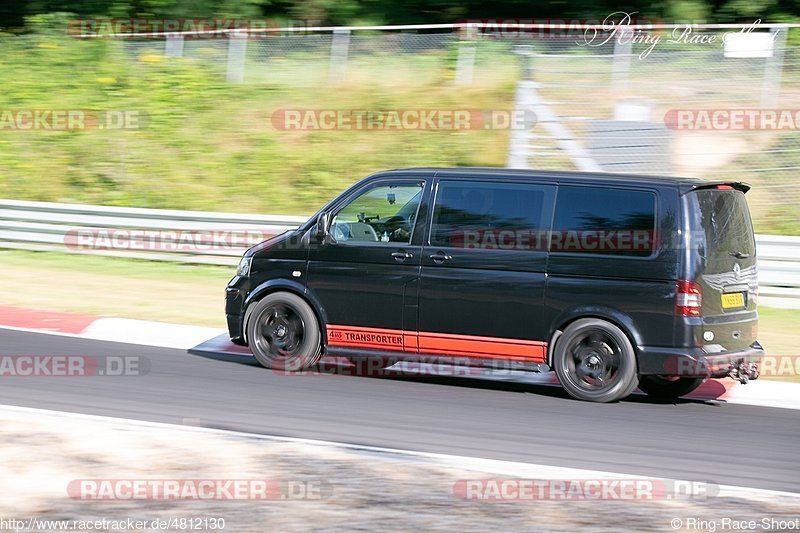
left=332, top=183, right=423, bottom=244
left=430, top=181, right=555, bottom=250
left=552, top=186, right=656, bottom=257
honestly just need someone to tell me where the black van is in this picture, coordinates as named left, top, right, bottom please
left=225, top=168, right=764, bottom=402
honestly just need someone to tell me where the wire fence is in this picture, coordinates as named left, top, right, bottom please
left=107, top=23, right=800, bottom=233
left=504, top=28, right=800, bottom=235
left=7, top=21, right=800, bottom=234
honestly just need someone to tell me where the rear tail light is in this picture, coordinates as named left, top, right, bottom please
left=677, top=280, right=702, bottom=316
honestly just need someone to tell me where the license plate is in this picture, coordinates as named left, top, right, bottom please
left=721, top=292, right=745, bottom=309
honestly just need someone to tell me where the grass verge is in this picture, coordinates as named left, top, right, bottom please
left=0, top=249, right=233, bottom=327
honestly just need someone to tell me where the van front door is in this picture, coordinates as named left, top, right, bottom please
left=417, top=178, right=555, bottom=364
left=307, top=179, right=429, bottom=353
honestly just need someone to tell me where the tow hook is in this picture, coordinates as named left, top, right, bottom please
left=728, top=361, right=760, bottom=384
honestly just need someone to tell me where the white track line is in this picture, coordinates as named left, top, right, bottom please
left=81, top=318, right=225, bottom=350
left=0, top=322, right=225, bottom=350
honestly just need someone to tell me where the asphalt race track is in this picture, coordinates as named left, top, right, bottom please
left=1, top=328, right=798, bottom=493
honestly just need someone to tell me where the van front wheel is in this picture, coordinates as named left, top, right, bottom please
left=637, top=376, right=705, bottom=400
left=553, top=319, right=639, bottom=403
left=247, top=292, right=322, bottom=371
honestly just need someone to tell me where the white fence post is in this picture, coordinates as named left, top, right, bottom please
left=517, top=45, right=534, bottom=80
left=761, top=26, right=788, bottom=107
left=329, top=29, right=351, bottom=82
left=226, top=31, right=248, bottom=83
left=165, top=33, right=184, bottom=58
left=455, top=41, right=476, bottom=84
left=612, top=33, right=632, bottom=90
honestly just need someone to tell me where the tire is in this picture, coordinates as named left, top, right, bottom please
left=246, top=292, right=322, bottom=371
left=637, top=375, right=705, bottom=400
left=553, top=318, right=639, bottom=403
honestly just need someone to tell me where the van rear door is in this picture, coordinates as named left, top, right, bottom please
left=685, top=185, right=758, bottom=352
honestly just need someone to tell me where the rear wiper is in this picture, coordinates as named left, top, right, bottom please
left=729, top=251, right=750, bottom=259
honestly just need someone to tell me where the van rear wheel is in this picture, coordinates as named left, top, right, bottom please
left=247, top=292, right=321, bottom=371
left=553, top=319, right=639, bottom=403
left=638, top=376, right=705, bottom=400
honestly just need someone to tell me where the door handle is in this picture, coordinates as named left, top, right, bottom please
left=391, top=251, right=414, bottom=261
left=429, top=252, right=453, bottom=263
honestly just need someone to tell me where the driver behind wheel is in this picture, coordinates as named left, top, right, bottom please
left=391, top=227, right=410, bottom=241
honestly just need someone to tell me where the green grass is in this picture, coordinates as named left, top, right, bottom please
left=0, top=248, right=233, bottom=281
left=755, top=306, right=800, bottom=383
left=0, top=33, right=514, bottom=216
left=1, top=248, right=798, bottom=381
left=0, top=249, right=233, bottom=327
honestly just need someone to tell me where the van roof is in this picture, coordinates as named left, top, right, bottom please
left=377, top=167, right=750, bottom=193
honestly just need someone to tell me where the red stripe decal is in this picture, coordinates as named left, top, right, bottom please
left=418, top=332, right=546, bottom=362
left=326, top=325, right=546, bottom=362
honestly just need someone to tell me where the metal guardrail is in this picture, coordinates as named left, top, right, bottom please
left=0, top=199, right=306, bottom=266
left=1, top=199, right=799, bottom=307
left=752, top=234, right=800, bottom=308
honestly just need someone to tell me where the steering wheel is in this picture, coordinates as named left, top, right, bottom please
left=383, top=215, right=410, bottom=235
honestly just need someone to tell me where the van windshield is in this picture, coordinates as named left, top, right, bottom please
left=692, top=189, right=755, bottom=265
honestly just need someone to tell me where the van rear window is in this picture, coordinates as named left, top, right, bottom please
left=551, top=186, right=657, bottom=257
left=693, top=189, right=755, bottom=262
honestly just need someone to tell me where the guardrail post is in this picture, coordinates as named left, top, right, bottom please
left=226, top=30, right=248, bottom=83
left=329, top=29, right=351, bottom=83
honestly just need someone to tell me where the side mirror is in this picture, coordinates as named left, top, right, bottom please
left=315, top=212, right=331, bottom=241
